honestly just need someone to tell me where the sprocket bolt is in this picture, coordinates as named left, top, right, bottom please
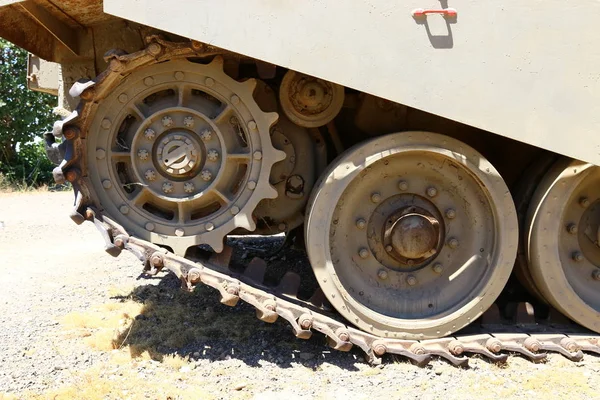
left=567, top=223, right=578, bottom=234
left=118, top=93, right=128, bottom=103
left=445, top=209, right=456, bottom=219
left=145, top=169, right=156, bottom=181
left=205, top=77, right=215, bottom=87
left=96, top=148, right=106, bottom=159
left=207, top=149, right=220, bottom=161
left=231, top=95, right=240, bottom=105
left=138, top=149, right=149, bottom=160
left=377, top=269, right=388, bottom=280
left=102, top=179, right=112, bottom=189
left=247, top=181, right=256, bottom=190
left=101, top=118, right=111, bottom=129
left=162, top=182, right=174, bottom=193
left=448, top=238, right=459, bottom=249
left=162, top=116, right=173, bottom=128
left=183, top=116, right=195, bottom=128
left=432, top=263, right=443, bottom=274
left=201, top=169, right=213, bottom=181
left=371, top=192, right=382, bottom=203
left=253, top=151, right=263, bottom=160
left=406, top=275, right=418, bottom=286
left=356, top=218, right=366, bottom=229
left=426, top=186, right=438, bottom=197
left=206, top=222, right=215, bottom=231
left=145, top=222, right=155, bottom=231
left=200, top=129, right=212, bottom=142
left=572, top=251, right=584, bottom=262
left=120, top=205, right=129, bottom=214
left=175, top=228, right=185, bottom=237
left=398, top=181, right=409, bottom=191
left=144, top=128, right=156, bottom=140
left=183, top=182, right=195, bottom=193
left=231, top=206, right=240, bottom=215
left=358, top=248, right=369, bottom=259
left=248, top=121, right=257, bottom=130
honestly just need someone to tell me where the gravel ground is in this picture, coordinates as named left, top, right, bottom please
left=0, top=191, right=599, bottom=400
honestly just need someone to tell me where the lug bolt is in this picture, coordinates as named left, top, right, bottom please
left=231, top=95, right=240, bottom=105
left=205, top=222, right=215, bottom=231
left=138, top=149, right=149, bottom=160
left=174, top=71, right=185, bottom=80
left=162, top=182, right=174, bottom=193
left=426, top=186, right=438, bottom=197
left=96, top=148, right=106, bottom=159
left=356, top=218, right=366, bottom=229
left=102, top=179, right=112, bottom=189
left=448, top=238, right=459, bottom=249
left=183, top=182, right=195, bottom=193
left=201, top=169, right=213, bottom=181
left=253, top=151, right=263, bottom=160
left=433, top=263, right=443, bottom=274
left=371, top=192, right=382, bottom=203
left=183, top=116, right=194, bottom=128
left=101, top=118, right=111, bottom=129
left=205, top=77, right=215, bottom=87
left=592, top=270, right=600, bottom=281
left=580, top=197, right=590, bottom=208
left=175, top=228, right=185, bottom=237
left=161, top=116, right=173, bottom=128
left=247, top=180, right=257, bottom=190
left=398, top=181, right=408, bottom=191
left=145, top=222, right=155, bottom=231
left=119, top=205, right=129, bottom=214
left=377, top=269, right=388, bottom=280
left=406, top=275, right=418, bottom=286
left=358, top=248, right=370, bottom=259
left=144, top=128, right=156, bottom=140
left=207, top=149, right=220, bottom=161
left=572, top=251, right=584, bottom=262
left=143, top=76, right=154, bottom=86
left=145, top=169, right=156, bottom=181
left=248, top=121, right=257, bottom=130
left=200, top=129, right=212, bottom=141
left=445, top=209, right=456, bottom=219
left=118, top=93, right=128, bottom=103
left=567, top=223, right=578, bottom=234
left=231, top=206, right=240, bottom=215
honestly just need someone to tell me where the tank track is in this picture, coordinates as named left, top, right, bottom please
left=50, top=36, right=600, bottom=367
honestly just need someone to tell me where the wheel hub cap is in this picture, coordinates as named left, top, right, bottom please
left=384, top=209, right=440, bottom=263
left=156, top=131, right=202, bottom=177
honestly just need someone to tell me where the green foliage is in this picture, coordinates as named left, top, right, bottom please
left=0, top=38, right=57, bottom=188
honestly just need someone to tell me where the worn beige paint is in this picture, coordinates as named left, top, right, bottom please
left=104, top=0, right=600, bottom=165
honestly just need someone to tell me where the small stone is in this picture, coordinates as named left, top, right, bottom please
left=193, top=352, right=200, bottom=358
left=233, top=382, right=247, bottom=391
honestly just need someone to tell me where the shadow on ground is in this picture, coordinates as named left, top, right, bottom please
left=111, top=270, right=363, bottom=371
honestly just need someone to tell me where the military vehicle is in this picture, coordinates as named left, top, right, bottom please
left=1, top=0, right=599, bottom=365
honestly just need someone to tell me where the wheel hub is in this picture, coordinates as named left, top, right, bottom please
left=384, top=207, right=441, bottom=265
left=156, top=131, right=203, bottom=177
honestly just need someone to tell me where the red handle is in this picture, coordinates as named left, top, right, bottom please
left=412, top=8, right=457, bottom=18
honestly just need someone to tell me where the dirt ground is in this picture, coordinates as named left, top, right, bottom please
left=0, top=191, right=599, bottom=400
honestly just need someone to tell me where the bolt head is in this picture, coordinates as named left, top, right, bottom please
left=205, top=222, right=215, bottom=231
left=201, top=169, right=213, bottom=181
left=572, top=251, right=584, bottom=262
left=200, top=129, right=212, bottom=142
left=358, top=248, right=369, bottom=259
left=580, top=197, right=590, bottom=208
left=356, top=218, right=366, bottom=229
left=448, top=238, right=459, bottom=249
left=371, top=192, right=382, bottom=203
left=433, top=263, right=443, bottom=274
left=118, top=93, right=128, bottom=103
left=247, top=181, right=256, bottom=190
left=406, top=275, right=418, bottom=286
left=102, top=179, right=112, bottom=189
left=377, top=269, right=388, bottom=280
left=426, top=187, right=438, bottom=197
left=231, top=206, right=240, bottom=215
left=592, top=270, right=600, bottom=281
left=174, top=71, right=185, bottom=80
left=144, top=128, right=156, bottom=140
left=445, top=209, right=456, bottom=219
left=207, top=149, right=220, bottom=161
left=567, top=223, right=578, bottom=234
left=119, top=205, right=129, bottom=214
left=398, top=181, right=408, bottom=191
left=385, top=245, right=393, bottom=252
left=162, top=116, right=173, bottom=128
left=231, top=95, right=240, bottom=105
left=143, top=76, right=154, bottom=86
left=278, top=223, right=287, bottom=231
left=147, top=42, right=162, bottom=56
left=248, top=121, right=257, bottom=130
left=183, top=182, right=195, bottom=193
left=205, top=77, right=215, bottom=87
left=138, top=149, right=149, bottom=160
left=145, top=222, right=155, bottom=231
left=162, top=182, right=174, bottom=193
left=96, top=148, right=106, bottom=160
left=175, top=228, right=185, bottom=237
left=253, top=151, right=263, bottom=160
left=145, top=169, right=156, bottom=181
left=101, top=118, right=111, bottom=129
left=183, top=116, right=194, bottom=128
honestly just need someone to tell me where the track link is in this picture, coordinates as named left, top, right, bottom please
left=50, top=36, right=600, bottom=367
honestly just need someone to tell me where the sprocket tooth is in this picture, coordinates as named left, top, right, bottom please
left=210, top=55, right=225, bottom=68
left=276, top=271, right=301, bottom=298
left=244, top=78, right=258, bottom=92
left=244, top=257, right=267, bottom=283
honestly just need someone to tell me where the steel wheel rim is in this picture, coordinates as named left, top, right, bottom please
left=526, top=158, right=600, bottom=333
left=305, top=132, right=518, bottom=339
